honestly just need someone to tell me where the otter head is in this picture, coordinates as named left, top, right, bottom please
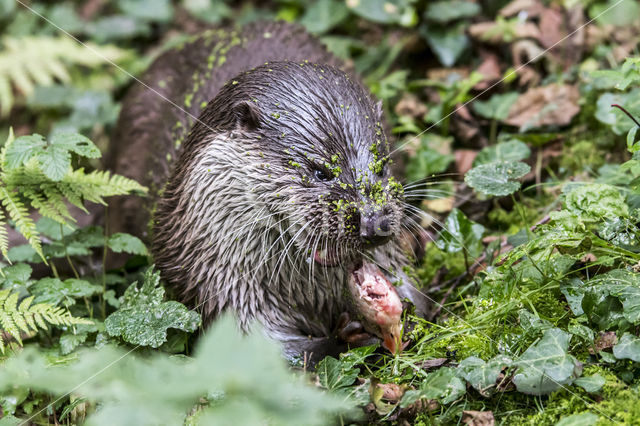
left=198, top=61, right=404, bottom=268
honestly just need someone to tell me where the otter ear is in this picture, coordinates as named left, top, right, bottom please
left=232, top=101, right=261, bottom=131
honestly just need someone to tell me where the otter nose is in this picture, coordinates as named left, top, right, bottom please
left=360, top=208, right=392, bottom=247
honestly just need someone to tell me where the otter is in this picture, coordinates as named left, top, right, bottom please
left=111, top=21, right=427, bottom=362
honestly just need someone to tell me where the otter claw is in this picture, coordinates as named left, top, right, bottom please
left=336, top=312, right=375, bottom=345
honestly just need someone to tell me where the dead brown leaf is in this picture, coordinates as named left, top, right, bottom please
left=590, top=331, right=618, bottom=354
left=395, top=93, right=428, bottom=119
left=505, top=84, right=580, bottom=129
left=462, top=410, right=495, bottom=426
left=418, top=358, right=448, bottom=370
left=455, top=149, right=477, bottom=175
left=499, top=0, right=544, bottom=18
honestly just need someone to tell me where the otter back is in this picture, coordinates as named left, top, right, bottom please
left=109, top=21, right=340, bottom=238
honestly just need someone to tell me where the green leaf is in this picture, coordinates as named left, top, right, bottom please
left=5, top=134, right=46, bottom=169
left=406, top=134, right=454, bottom=182
left=108, top=233, right=148, bottom=255
left=420, top=23, right=468, bottom=67
left=472, top=92, right=519, bottom=121
left=613, top=333, right=640, bottom=362
left=436, top=208, right=485, bottom=257
left=0, top=314, right=349, bottom=425
left=31, top=278, right=101, bottom=307
left=590, top=0, right=640, bottom=27
left=346, top=0, right=416, bottom=26
left=400, top=367, right=466, bottom=406
left=104, top=267, right=201, bottom=348
left=457, top=355, right=512, bottom=396
left=316, top=356, right=359, bottom=390
left=474, top=139, right=531, bottom=166
left=182, top=0, right=231, bottom=24
left=118, top=0, right=173, bottom=22
left=50, top=133, right=101, bottom=159
left=555, top=412, right=599, bottom=426
left=513, top=328, right=582, bottom=395
left=465, top=160, right=530, bottom=197
left=564, top=183, right=629, bottom=221
left=300, top=0, right=349, bottom=34
left=574, top=375, right=605, bottom=393
left=424, top=0, right=480, bottom=23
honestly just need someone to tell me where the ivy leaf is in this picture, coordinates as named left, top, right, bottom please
left=473, top=139, right=531, bottom=166
left=104, top=267, right=201, bottom=348
left=316, top=356, right=359, bottom=391
left=436, top=208, right=485, bottom=257
left=400, top=367, right=466, bottom=406
left=457, top=355, right=512, bottom=396
left=513, top=328, right=582, bottom=395
left=555, top=412, right=599, bottom=426
left=108, top=233, right=148, bottom=255
left=465, top=160, right=530, bottom=197
left=574, top=375, right=605, bottom=393
left=612, top=333, right=640, bottom=362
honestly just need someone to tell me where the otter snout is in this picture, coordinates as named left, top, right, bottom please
left=360, top=207, right=393, bottom=248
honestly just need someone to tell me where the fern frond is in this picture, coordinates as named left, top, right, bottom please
left=0, top=208, right=9, bottom=259
left=63, top=169, right=148, bottom=203
left=0, top=187, right=43, bottom=260
left=0, top=36, right=130, bottom=116
left=0, top=289, right=92, bottom=353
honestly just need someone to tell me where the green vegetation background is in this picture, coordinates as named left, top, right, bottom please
left=1, top=0, right=640, bottom=424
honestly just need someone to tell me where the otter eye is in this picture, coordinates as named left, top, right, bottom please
left=313, top=168, right=332, bottom=182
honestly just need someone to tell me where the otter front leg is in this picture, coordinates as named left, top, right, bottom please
left=277, top=314, right=379, bottom=366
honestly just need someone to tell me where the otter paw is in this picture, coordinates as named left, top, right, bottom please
left=336, top=312, right=376, bottom=346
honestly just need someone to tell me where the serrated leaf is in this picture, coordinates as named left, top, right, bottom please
left=104, top=268, right=201, bottom=348
left=564, top=183, right=628, bottom=221
left=51, top=133, right=101, bottom=159
left=5, top=134, right=46, bottom=169
left=465, top=160, right=530, bottom=197
left=316, top=356, right=359, bottom=390
left=31, top=278, right=101, bottom=307
left=107, top=233, right=148, bottom=255
left=513, top=328, right=582, bottom=395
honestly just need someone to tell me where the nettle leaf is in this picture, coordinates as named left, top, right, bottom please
left=436, top=208, right=485, bottom=257
left=401, top=367, right=466, bottom=407
left=465, top=160, right=530, bottom=197
left=473, top=139, right=531, bottom=166
left=316, top=356, right=359, bottom=391
left=472, top=92, right=519, bottom=121
left=564, top=183, right=629, bottom=221
left=457, top=355, right=512, bottom=396
left=613, top=333, right=640, bottom=362
left=31, top=278, right=102, bottom=307
left=104, top=267, right=201, bottom=348
left=107, top=233, right=148, bottom=255
left=5, top=133, right=101, bottom=181
left=574, top=374, right=605, bottom=393
left=513, top=328, right=582, bottom=395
